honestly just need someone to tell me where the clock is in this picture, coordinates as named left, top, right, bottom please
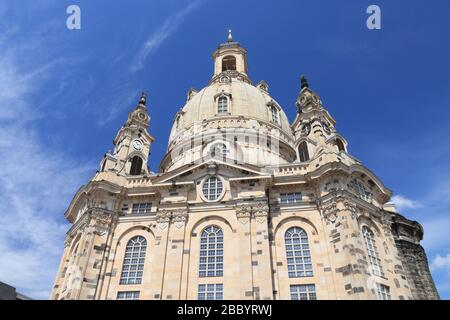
left=301, top=123, right=311, bottom=136
left=132, top=139, right=143, bottom=151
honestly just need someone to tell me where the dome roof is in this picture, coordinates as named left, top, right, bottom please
left=168, top=80, right=293, bottom=145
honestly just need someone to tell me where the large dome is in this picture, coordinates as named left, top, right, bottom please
left=168, top=80, right=293, bottom=144
left=160, top=37, right=297, bottom=172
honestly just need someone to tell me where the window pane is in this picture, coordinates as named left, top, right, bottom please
left=202, top=176, right=223, bottom=201
left=290, top=284, right=316, bottom=300
left=198, top=283, right=223, bottom=300
left=119, top=236, right=147, bottom=285
left=363, top=227, right=384, bottom=277
left=199, top=226, right=224, bottom=277
left=285, top=227, right=313, bottom=278
left=117, top=291, right=140, bottom=300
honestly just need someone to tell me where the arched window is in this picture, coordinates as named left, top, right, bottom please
left=336, top=139, right=345, bottom=152
left=211, top=143, right=228, bottom=159
left=199, top=226, right=224, bottom=277
left=202, top=176, right=224, bottom=201
left=285, top=227, right=313, bottom=277
left=120, top=236, right=147, bottom=285
left=298, top=141, right=310, bottom=162
left=222, top=55, right=236, bottom=71
left=355, top=180, right=370, bottom=201
left=217, top=96, right=228, bottom=113
left=129, top=156, right=143, bottom=175
left=362, top=227, right=384, bottom=277
left=270, top=106, right=279, bottom=124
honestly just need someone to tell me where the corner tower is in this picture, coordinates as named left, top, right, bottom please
left=291, top=76, right=348, bottom=163
left=100, top=93, right=155, bottom=176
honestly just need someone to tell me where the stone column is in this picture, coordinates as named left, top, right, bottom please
left=148, top=210, right=171, bottom=300
left=236, top=204, right=254, bottom=299
left=77, top=209, right=116, bottom=300
left=161, top=209, right=189, bottom=300
left=249, top=202, right=273, bottom=300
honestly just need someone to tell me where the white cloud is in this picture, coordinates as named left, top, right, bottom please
left=430, top=252, right=450, bottom=294
left=431, top=253, right=450, bottom=273
left=0, top=21, right=93, bottom=299
left=130, top=0, right=205, bottom=72
left=391, top=195, right=422, bottom=210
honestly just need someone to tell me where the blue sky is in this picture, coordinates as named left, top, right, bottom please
left=0, top=0, right=449, bottom=299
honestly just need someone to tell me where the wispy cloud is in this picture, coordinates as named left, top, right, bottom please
left=391, top=195, right=422, bottom=211
left=0, top=15, right=94, bottom=299
left=431, top=253, right=450, bottom=274
left=430, top=252, right=450, bottom=294
left=130, top=0, right=205, bottom=72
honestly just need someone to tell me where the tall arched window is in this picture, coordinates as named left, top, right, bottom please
left=285, top=227, right=313, bottom=277
left=222, top=55, right=236, bottom=71
left=129, top=156, right=143, bottom=175
left=298, top=141, right=310, bottom=162
left=120, top=236, right=147, bottom=285
left=362, top=227, right=384, bottom=277
left=217, top=96, right=228, bottom=113
left=199, top=226, right=224, bottom=277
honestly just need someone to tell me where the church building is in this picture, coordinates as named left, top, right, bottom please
left=50, top=32, right=439, bottom=300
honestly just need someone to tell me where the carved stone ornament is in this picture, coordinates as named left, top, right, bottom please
left=236, top=205, right=252, bottom=224
left=91, top=209, right=113, bottom=225
left=344, top=201, right=359, bottom=220
left=156, top=210, right=171, bottom=229
left=219, top=74, right=231, bottom=84
left=322, top=202, right=339, bottom=223
left=156, top=209, right=188, bottom=229
left=90, top=209, right=115, bottom=236
left=253, top=202, right=269, bottom=223
left=301, top=122, right=311, bottom=136
left=236, top=202, right=269, bottom=224
left=172, top=210, right=189, bottom=229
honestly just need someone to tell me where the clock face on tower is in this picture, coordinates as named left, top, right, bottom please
left=132, top=139, right=143, bottom=151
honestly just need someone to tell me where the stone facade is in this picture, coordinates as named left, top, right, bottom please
left=50, top=33, right=439, bottom=300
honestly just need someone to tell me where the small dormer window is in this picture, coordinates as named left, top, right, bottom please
left=217, top=96, right=228, bottom=113
left=270, top=106, right=279, bottom=124
left=222, top=55, right=236, bottom=71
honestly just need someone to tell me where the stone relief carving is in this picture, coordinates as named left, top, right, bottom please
left=236, top=202, right=269, bottom=224
left=236, top=205, right=252, bottom=224
left=344, top=201, right=359, bottom=220
left=156, top=209, right=188, bottom=229
left=91, top=208, right=116, bottom=236
left=172, top=209, right=189, bottom=229
left=322, top=202, right=339, bottom=223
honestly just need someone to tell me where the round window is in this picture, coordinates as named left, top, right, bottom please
left=202, top=176, right=224, bottom=201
